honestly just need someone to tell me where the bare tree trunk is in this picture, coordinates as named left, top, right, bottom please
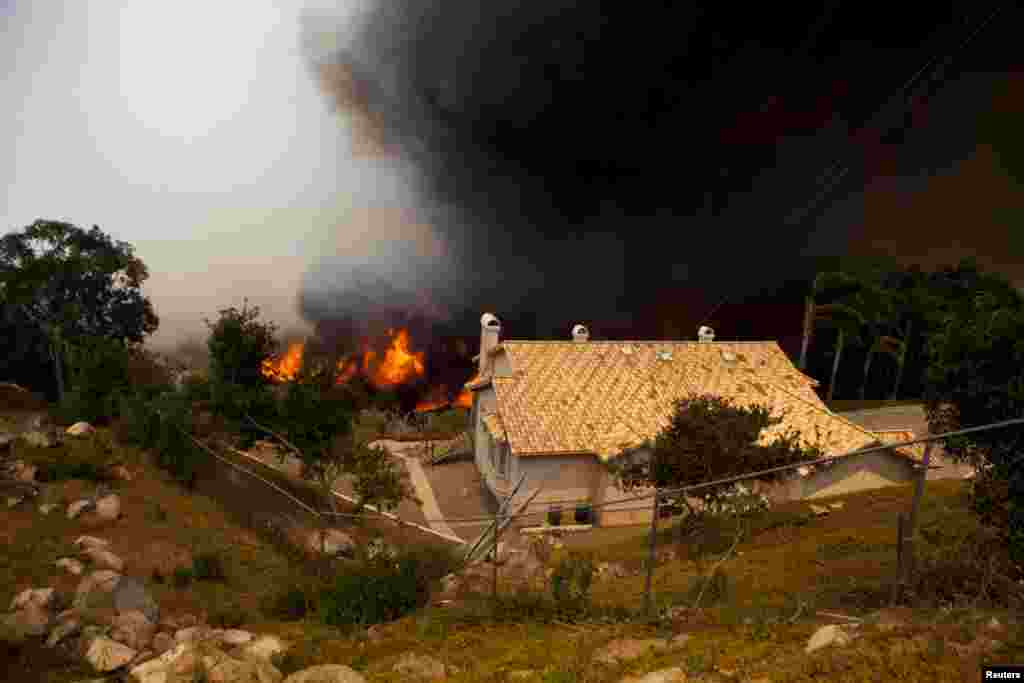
left=859, top=350, right=874, bottom=400
left=890, top=319, right=911, bottom=400
left=799, top=295, right=814, bottom=371
left=48, top=333, right=65, bottom=403
left=827, top=329, right=845, bottom=403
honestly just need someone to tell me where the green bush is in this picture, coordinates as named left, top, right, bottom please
left=547, top=507, right=562, bottom=526
left=208, top=603, right=248, bottom=629
left=574, top=504, right=593, bottom=525
left=192, top=551, right=228, bottom=582
left=261, top=587, right=310, bottom=622
left=549, top=552, right=595, bottom=612
left=316, top=555, right=428, bottom=628
left=35, top=459, right=108, bottom=483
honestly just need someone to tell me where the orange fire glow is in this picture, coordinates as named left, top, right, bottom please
left=367, top=328, right=426, bottom=388
left=261, top=342, right=305, bottom=383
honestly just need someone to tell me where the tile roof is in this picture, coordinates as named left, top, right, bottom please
left=872, top=429, right=927, bottom=463
left=467, top=339, right=920, bottom=464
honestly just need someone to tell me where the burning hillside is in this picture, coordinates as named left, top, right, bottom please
left=261, top=327, right=473, bottom=412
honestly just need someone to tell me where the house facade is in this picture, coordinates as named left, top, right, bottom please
left=465, top=313, right=926, bottom=527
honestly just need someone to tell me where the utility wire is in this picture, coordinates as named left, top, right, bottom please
left=784, top=3, right=1005, bottom=227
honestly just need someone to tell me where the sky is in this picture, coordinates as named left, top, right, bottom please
left=2, top=1, right=1022, bottom=357
left=1, top=1, right=454, bottom=350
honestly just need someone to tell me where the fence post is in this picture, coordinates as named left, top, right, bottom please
left=891, top=512, right=905, bottom=605
left=904, top=442, right=934, bottom=586
left=492, top=504, right=499, bottom=604
left=643, top=489, right=661, bottom=618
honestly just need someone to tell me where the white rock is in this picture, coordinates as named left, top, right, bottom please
left=14, top=463, right=37, bottom=482
left=306, top=528, right=355, bottom=556
left=67, top=499, right=94, bottom=519
left=243, top=634, right=289, bottom=661
left=67, top=422, right=96, bottom=436
left=94, top=494, right=120, bottom=521
left=84, top=548, right=124, bottom=572
left=74, top=535, right=111, bottom=550
left=110, top=610, right=156, bottom=651
left=828, top=502, right=845, bottom=510
left=10, top=587, right=54, bottom=611
left=806, top=624, right=852, bottom=653
left=7, top=496, right=24, bottom=508
left=284, top=664, right=368, bottom=683
left=84, top=635, right=137, bottom=672
left=392, top=652, right=446, bottom=679
left=619, top=667, right=689, bottom=683
left=38, top=503, right=59, bottom=515
left=56, top=557, right=85, bottom=576
left=220, top=629, right=254, bottom=645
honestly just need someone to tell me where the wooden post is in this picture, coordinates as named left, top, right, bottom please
left=643, top=490, right=661, bottom=617
left=891, top=512, right=905, bottom=605
left=492, top=505, right=499, bottom=603
left=904, top=442, right=933, bottom=584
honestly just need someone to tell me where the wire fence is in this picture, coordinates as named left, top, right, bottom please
left=134, top=398, right=1023, bottom=614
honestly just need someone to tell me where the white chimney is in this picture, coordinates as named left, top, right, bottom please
left=479, top=313, right=501, bottom=373
left=571, top=323, right=589, bottom=342
left=698, top=325, right=715, bottom=343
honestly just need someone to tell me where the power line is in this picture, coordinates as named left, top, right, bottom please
left=784, top=3, right=1005, bottom=228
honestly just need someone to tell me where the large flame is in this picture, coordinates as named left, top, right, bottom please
left=261, top=342, right=305, bottom=383
left=366, top=328, right=425, bottom=389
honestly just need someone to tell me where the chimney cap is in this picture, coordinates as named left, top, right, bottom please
left=571, top=324, right=589, bottom=341
left=481, top=312, right=501, bottom=328
left=698, top=325, right=715, bottom=342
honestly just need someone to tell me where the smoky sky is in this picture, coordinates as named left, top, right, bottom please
left=301, top=0, right=1023, bottom=342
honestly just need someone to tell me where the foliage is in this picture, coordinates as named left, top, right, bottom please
left=922, top=266, right=1024, bottom=564
left=261, top=586, right=310, bottom=621
left=549, top=552, right=596, bottom=612
left=574, top=504, right=593, bottom=524
left=118, top=392, right=204, bottom=487
left=316, top=554, right=429, bottom=628
left=204, top=299, right=278, bottom=389
left=192, top=551, right=228, bottom=582
left=172, top=566, right=194, bottom=588
left=607, top=394, right=825, bottom=510
left=546, top=507, right=563, bottom=526
left=0, top=220, right=158, bottom=400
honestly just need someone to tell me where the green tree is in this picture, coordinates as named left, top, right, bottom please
left=922, top=269, right=1024, bottom=563
left=606, top=394, right=826, bottom=509
left=798, top=270, right=863, bottom=372
left=204, top=299, right=279, bottom=389
left=0, top=220, right=158, bottom=401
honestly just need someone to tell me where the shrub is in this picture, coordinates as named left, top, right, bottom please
left=192, top=551, right=228, bottom=582
left=208, top=603, right=248, bottom=629
left=172, top=566, right=194, bottom=588
left=35, top=459, right=108, bottom=483
left=151, top=569, right=164, bottom=584
left=316, top=555, right=428, bottom=628
left=547, top=507, right=562, bottom=526
left=549, top=552, right=595, bottom=612
left=686, top=567, right=731, bottom=607
left=261, top=586, right=310, bottom=622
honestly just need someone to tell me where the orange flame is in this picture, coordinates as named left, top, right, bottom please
left=261, top=342, right=305, bottom=383
left=367, top=328, right=426, bottom=389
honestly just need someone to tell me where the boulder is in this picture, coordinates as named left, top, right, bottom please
left=619, top=667, right=689, bottom=683
left=75, top=535, right=112, bottom=550
left=114, top=576, right=160, bottom=624
left=94, top=494, right=121, bottom=521
left=56, top=557, right=86, bottom=576
left=809, top=504, right=830, bottom=517
left=7, top=496, right=24, bottom=508
left=67, top=422, right=96, bottom=436
left=806, top=624, right=853, bottom=654
left=10, top=587, right=55, bottom=611
left=109, top=464, right=134, bottom=481
left=14, top=462, right=37, bottom=482
left=84, top=635, right=137, bottom=672
left=1, top=603, right=52, bottom=638
left=21, top=429, right=58, bottom=448
left=283, top=664, right=368, bottom=683
left=220, top=629, right=254, bottom=646
left=128, top=640, right=283, bottom=683
left=74, top=570, right=122, bottom=608
left=84, top=548, right=125, bottom=572
left=306, top=528, right=355, bottom=557
left=392, top=652, right=447, bottom=679
left=159, top=613, right=199, bottom=631
left=39, top=503, right=59, bottom=515
left=593, top=639, right=669, bottom=665
left=68, top=499, right=95, bottom=519
left=110, top=610, right=156, bottom=651
left=151, top=631, right=175, bottom=654
left=243, top=634, right=289, bottom=661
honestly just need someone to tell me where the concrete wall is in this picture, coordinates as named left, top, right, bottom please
left=802, top=451, right=917, bottom=499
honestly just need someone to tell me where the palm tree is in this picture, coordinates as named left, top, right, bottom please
left=814, top=302, right=866, bottom=402
left=799, top=271, right=864, bottom=371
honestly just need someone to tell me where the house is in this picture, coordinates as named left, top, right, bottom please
left=465, top=313, right=928, bottom=527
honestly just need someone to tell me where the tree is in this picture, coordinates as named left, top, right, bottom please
left=0, top=220, right=158, bottom=401
left=816, top=301, right=866, bottom=402
left=256, top=364, right=418, bottom=560
left=923, top=268, right=1024, bottom=563
left=204, top=299, right=279, bottom=389
left=798, top=270, right=864, bottom=371
left=607, top=394, right=826, bottom=510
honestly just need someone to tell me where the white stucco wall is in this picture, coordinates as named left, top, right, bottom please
left=802, top=451, right=918, bottom=499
